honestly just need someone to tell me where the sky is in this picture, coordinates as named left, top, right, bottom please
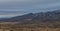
left=0, top=0, right=60, bottom=18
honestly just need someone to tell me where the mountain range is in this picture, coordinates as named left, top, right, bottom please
left=0, top=10, right=60, bottom=24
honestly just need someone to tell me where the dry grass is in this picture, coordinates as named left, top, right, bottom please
left=0, top=27, right=60, bottom=31
left=17, top=28, right=60, bottom=31
left=0, top=23, right=60, bottom=31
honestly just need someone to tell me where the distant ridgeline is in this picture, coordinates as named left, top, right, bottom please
left=0, top=10, right=60, bottom=28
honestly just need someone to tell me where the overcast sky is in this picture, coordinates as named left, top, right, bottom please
left=0, top=0, right=60, bottom=18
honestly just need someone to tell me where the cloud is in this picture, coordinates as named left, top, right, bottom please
left=0, top=0, right=59, bottom=9
left=0, top=0, right=60, bottom=17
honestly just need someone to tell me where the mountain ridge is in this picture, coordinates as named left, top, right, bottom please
left=0, top=10, right=60, bottom=23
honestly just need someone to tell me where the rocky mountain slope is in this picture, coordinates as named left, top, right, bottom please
left=0, top=10, right=60, bottom=23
